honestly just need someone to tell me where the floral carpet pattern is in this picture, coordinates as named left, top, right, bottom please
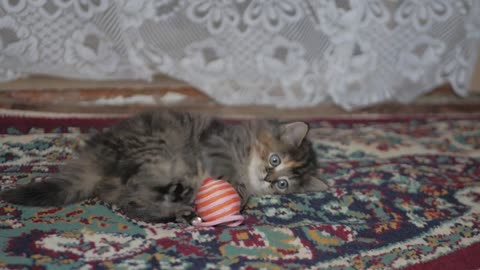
left=0, top=112, right=480, bottom=269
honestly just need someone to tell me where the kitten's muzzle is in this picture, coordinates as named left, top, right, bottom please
left=263, top=172, right=276, bottom=183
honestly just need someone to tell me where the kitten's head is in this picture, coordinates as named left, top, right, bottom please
left=246, top=121, right=328, bottom=195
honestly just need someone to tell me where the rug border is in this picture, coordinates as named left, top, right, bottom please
left=404, top=242, right=480, bottom=270
left=0, top=109, right=129, bottom=119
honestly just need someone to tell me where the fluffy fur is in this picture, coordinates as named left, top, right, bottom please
left=1, top=110, right=327, bottom=223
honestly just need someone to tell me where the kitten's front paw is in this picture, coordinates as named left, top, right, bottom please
left=155, top=182, right=194, bottom=204
left=235, top=183, right=250, bottom=210
left=175, top=206, right=196, bottom=224
left=170, top=182, right=194, bottom=204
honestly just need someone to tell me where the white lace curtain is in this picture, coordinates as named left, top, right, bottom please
left=1, top=0, right=479, bottom=109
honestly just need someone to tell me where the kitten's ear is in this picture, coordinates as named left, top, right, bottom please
left=280, top=122, right=309, bottom=147
left=305, top=176, right=329, bottom=192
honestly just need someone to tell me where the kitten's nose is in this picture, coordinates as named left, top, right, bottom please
left=264, top=174, right=276, bottom=183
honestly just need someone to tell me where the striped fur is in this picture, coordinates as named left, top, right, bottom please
left=1, top=110, right=327, bottom=223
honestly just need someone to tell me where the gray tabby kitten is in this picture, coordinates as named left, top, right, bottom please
left=1, top=110, right=327, bottom=223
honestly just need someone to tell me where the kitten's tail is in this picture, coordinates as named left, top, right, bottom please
left=1, top=154, right=102, bottom=206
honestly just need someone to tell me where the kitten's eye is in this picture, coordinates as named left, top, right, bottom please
left=275, top=179, right=289, bottom=190
left=269, top=154, right=281, bottom=167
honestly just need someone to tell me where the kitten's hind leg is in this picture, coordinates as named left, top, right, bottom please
left=118, top=181, right=197, bottom=224
left=116, top=161, right=201, bottom=223
left=160, top=182, right=197, bottom=224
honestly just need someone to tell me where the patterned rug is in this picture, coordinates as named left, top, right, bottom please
left=1, top=110, right=480, bottom=270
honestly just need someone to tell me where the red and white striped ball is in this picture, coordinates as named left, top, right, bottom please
left=194, top=178, right=242, bottom=223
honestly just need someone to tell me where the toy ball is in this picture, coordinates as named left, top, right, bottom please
left=192, top=177, right=244, bottom=227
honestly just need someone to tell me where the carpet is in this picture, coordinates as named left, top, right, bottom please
left=0, top=110, right=480, bottom=270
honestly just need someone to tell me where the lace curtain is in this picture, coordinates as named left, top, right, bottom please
left=0, top=0, right=479, bottom=109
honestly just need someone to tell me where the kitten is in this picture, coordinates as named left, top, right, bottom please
left=1, top=110, right=327, bottom=223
